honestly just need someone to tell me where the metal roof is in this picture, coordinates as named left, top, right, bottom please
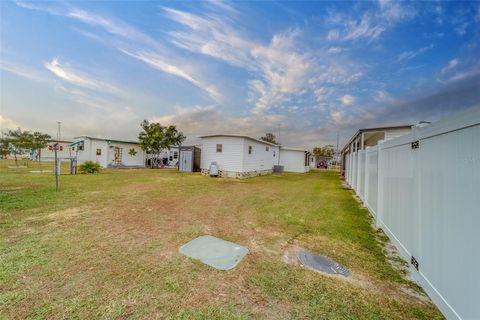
left=280, top=147, right=309, bottom=153
left=341, top=124, right=414, bottom=153
left=199, top=134, right=280, bottom=147
left=72, top=136, right=140, bottom=145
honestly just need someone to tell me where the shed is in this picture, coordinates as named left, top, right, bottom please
left=179, top=146, right=201, bottom=172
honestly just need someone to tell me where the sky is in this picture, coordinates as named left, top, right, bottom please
left=1, top=0, right=479, bottom=148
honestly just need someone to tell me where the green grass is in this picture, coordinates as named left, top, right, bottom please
left=0, top=159, right=443, bottom=319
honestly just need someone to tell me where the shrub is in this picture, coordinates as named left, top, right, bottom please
left=78, top=161, right=101, bottom=174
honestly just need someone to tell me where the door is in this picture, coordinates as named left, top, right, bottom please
left=180, top=150, right=192, bottom=172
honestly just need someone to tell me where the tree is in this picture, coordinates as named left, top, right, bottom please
left=1, top=129, right=32, bottom=166
left=313, top=145, right=335, bottom=158
left=138, top=120, right=186, bottom=168
left=260, top=132, right=278, bottom=144
left=0, top=137, right=9, bottom=159
left=30, top=132, right=51, bottom=166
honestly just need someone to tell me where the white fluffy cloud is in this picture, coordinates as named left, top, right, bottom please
left=340, top=94, right=356, bottom=106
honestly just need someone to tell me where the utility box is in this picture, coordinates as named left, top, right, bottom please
left=179, top=146, right=201, bottom=172
left=273, top=165, right=284, bottom=173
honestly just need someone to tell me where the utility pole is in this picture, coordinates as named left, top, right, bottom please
left=336, top=132, right=339, bottom=165
left=57, top=122, right=62, bottom=140
left=277, top=124, right=281, bottom=145
left=53, top=143, right=59, bottom=192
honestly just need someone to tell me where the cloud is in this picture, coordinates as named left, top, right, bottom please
left=150, top=105, right=289, bottom=145
left=163, top=7, right=316, bottom=114
left=340, top=94, right=356, bottom=106
left=343, top=14, right=386, bottom=41
left=119, top=49, right=220, bottom=100
left=327, top=30, right=340, bottom=40
left=326, top=1, right=416, bottom=42
left=440, top=58, right=460, bottom=74
left=16, top=2, right=219, bottom=101
left=0, top=60, right=44, bottom=82
left=397, top=44, right=434, bottom=62
left=330, top=111, right=343, bottom=123
left=0, top=115, right=20, bottom=130
left=45, top=58, right=120, bottom=93
left=378, top=0, right=417, bottom=23
left=314, top=87, right=334, bottom=102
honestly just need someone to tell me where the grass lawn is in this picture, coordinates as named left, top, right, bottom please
left=0, top=160, right=443, bottom=319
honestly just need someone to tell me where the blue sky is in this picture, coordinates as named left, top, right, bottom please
left=1, top=0, right=479, bottom=147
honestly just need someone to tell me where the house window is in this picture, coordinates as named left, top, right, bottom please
left=273, top=150, right=276, bottom=157
left=96, top=149, right=102, bottom=156
left=216, top=144, right=222, bottom=152
left=248, top=145, right=252, bottom=154
left=48, top=145, right=53, bottom=151
left=78, top=144, right=84, bottom=151
left=174, top=151, right=178, bottom=159
left=59, top=146, right=63, bottom=151
left=266, top=146, right=269, bottom=151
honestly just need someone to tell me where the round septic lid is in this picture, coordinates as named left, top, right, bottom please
left=297, top=250, right=351, bottom=277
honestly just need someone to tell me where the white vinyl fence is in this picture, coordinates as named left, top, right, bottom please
left=344, top=106, right=480, bottom=320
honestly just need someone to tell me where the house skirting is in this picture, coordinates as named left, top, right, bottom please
left=201, top=169, right=272, bottom=179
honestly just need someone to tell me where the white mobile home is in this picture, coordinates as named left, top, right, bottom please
left=70, top=136, right=145, bottom=168
left=200, top=134, right=280, bottom=178
left=199, top=134, right=311, bottom=178
left=31, top=140, right=73, bottom=161
left=146, top=147, right=179, bottom=167
left=279, top=147, right=310, bottom=173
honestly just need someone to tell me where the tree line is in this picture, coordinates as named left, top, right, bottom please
left=0, top=129, right=51, bottom=166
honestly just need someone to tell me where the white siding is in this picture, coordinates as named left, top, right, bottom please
left=200, top=136, right=244, bottom=173
left=279, top=149, right=307, bottom=173
left=385, top=128, right=412, bottom=140
left=242, top=140, right=279, bottom=172
left=36, top=141, right=73, bottom=161
left=75, top=139, right=108, bottom=168
left=107, top=143, right=145, bottom=167
left=74, top=138, right=145, bottom=168
left=88, top=140, right=108, bottom=167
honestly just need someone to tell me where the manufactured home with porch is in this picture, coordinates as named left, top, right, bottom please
left=199, top=134, right=310, bottom=178
left=70, top=136, right=145, bottom=168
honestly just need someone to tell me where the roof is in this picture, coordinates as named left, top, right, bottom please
left=341, top=124, right=414, bottom=153
left=72, top=136, right=140, bottom=145
left=47, top=139, right=72, bottom=144
left=199, top=134, right=280, bottom=147
left=280, top=146, right=309, bottom=153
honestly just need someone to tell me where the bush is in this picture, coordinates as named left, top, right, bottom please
left=78, top=161, right=101, bottom=174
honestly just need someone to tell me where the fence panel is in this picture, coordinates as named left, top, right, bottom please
left=345, top=153, right=350, bottom=184
left=364, top=146, right=378, bottom=217
left=414, top=117, right=480, bottom=320
left=370, top=106, right=480, bottom=320
left=357, top=150, right=366, bottom=200
left=351, top=152, right=357, bottom=190
left=378, top=133, right=419, bottom=259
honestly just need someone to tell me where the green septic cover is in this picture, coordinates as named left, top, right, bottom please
left=179, top=235, right=249, bottom=270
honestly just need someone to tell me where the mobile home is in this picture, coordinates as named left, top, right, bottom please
left=70, top=136, right=145, bottom=168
